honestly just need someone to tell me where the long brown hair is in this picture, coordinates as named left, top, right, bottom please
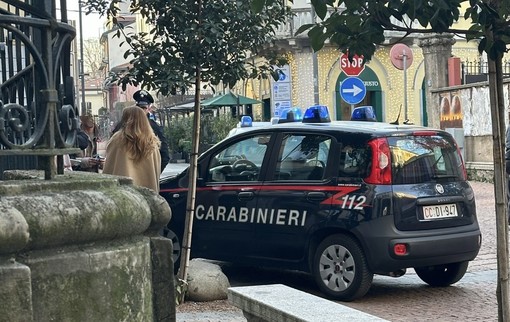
left=111, top=106, right=160, bottom=163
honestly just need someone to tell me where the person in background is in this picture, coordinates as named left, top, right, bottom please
left=133, top=90, right=170, bottom=172
left=103, top=106, right=161, bottom=191
left=112, top=90, right=170, bottom=173
left=71, top=115, right=103, bottom=172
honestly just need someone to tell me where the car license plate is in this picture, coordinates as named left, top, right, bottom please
left=422, top=203, right=458, bottom=220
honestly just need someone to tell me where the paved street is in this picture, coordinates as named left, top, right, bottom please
left=176, top=180, right=503, bottom=321
left=342, top=181, right=500, bottom=321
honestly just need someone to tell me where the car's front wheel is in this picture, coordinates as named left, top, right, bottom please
left=311, top=234, right=373, bottom=301
left=414, top=261, right=469, bottom=287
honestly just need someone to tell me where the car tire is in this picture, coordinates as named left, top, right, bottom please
left=311, top=234, right=373, bottom=301
left=414, top=261, right=469, bottom=287
left=160, top=228, right=181, bottom=274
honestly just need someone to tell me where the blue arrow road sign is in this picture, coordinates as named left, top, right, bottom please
left=340, top=77, right=366, bottom=105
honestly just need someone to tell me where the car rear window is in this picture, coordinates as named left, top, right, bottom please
left=389, top=135, right=464, bottom=184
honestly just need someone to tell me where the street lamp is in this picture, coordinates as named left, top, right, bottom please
left=78, top=1, right=86, bottom=115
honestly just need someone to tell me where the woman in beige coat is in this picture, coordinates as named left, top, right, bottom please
left=103, top=106, right=161, bottom=191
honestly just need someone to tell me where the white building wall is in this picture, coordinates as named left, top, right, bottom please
left=107, top=27, right=134, bottom=70
left=432, top=81, right=510, bottom=165
left=458, top=82, right=510, bottom=137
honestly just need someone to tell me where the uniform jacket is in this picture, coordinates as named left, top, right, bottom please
left=103, top=135, right=162, bottom=192
left=149, top=118, right=170, bottom=171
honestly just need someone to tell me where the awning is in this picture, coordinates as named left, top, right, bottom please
left=201, top=92, right=262, bottom=107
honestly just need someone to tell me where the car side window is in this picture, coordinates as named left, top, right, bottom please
left=207, top=135, right=269, bottom=182
left=274, top=134, right=330, bottom=181
left=338, top=143, right=370, bottom=179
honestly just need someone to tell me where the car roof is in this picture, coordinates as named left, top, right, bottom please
left=227, top=122, right=273, bottom=137
left=227, top=120, right=436, bottom=138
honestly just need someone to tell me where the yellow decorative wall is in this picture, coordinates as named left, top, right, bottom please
left=317, top=46, right=425, bottom=123
left=243, top=38, right=480, bottom=125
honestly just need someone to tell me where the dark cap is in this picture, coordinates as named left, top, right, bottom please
left=133, top=89, right=154, bottom=106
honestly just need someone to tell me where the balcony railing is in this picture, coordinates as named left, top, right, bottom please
left=275, top=7, right=411, bottom=41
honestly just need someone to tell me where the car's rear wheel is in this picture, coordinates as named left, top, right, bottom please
left=160, top=228, right=181, bottom=274
left=311, top=234, right=373, bottom=301
left=414, top=261, right=469, bottom=286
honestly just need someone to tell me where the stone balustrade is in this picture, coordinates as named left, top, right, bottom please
left=0, top=171, right=175, bottom=322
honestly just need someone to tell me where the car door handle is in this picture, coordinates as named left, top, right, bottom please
left=238, top=191, right=254, bottom=201
left=306, top=191, right=326, bottom=201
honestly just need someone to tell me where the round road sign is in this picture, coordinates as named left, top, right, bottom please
left=390, top=43, right=414, bottom=70
left=340, top=77, right=366, bottom=105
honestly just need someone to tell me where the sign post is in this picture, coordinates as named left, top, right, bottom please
left=390, top=44, right=414, bottom=122
left=271, top=64, right=292, bottom=117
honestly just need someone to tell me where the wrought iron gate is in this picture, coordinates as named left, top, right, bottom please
left=0, top=0, right=78, bottom=179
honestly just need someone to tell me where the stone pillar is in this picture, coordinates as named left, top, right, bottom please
left=0, top=171, right=174, bottom=322
left=150, top=237, right=175, bottom=321
left=0, top=261, right=33, bottom=321
left=419, top=33, right=456, bottom=129
left=0, top=205, right=32, bottom=321
left=138, top=188, right=175, bottom=321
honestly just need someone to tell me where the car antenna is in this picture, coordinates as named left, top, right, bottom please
left=390, top=105, right=402, bottom=125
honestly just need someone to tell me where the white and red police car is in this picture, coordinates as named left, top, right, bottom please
left=159, top=105, right=481, bottom=301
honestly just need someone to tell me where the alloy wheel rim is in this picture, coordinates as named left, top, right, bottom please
left=319, top=244, right=355, bottom=291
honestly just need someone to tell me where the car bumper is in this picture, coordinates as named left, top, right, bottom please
left=356, top=219, right=482, bottom=273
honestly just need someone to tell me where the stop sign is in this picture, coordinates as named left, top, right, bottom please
left=340, top=53, right=365, bottom=76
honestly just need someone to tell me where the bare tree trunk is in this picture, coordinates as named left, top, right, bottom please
left=177, top=66, right=201, bottom=303
left=487, top=38, right=510, bottom=321
left=177, top=0, right=203, bottom=304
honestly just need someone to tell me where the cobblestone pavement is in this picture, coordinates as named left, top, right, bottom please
left=177, top=181, right=503, bottom=321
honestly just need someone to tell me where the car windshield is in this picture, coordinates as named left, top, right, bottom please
left=219, top=135, right=268, bottom=165
left=389, top=134, right=464, bottom=184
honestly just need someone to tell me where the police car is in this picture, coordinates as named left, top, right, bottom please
left=159, top=105, right=481, bottom=301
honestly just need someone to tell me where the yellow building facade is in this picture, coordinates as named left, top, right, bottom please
left=239, top=1, right=482, bottom=126
left=243, top=37, right=481, bottom=126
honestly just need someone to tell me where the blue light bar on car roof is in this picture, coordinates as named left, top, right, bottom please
left=240, top=115, right=253, bottom=127
left=278, top=107, right=303, bottom=123
left=302, top=105, right=331, bottom=123
left=351, top=106, right=377, bottom=121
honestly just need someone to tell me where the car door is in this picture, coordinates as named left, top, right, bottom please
left=190, top=132, right=274, bottom=262
left=253, top=132, right=335, bottom=266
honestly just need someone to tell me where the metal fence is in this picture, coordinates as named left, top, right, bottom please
left=0, top=1, right=78, bottom=179
left=462, top=59, right=510, bottom=84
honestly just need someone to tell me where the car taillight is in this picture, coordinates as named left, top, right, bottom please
left=365, top=138, right=392, bottom=184
left=394, top=243, right=408, bottom=256
left=411, top=130, right=438, bottom=136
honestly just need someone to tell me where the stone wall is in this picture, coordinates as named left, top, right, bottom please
left=0, top=171, right=175, bottom=322
left=431, top=79, right=510, bottom=183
